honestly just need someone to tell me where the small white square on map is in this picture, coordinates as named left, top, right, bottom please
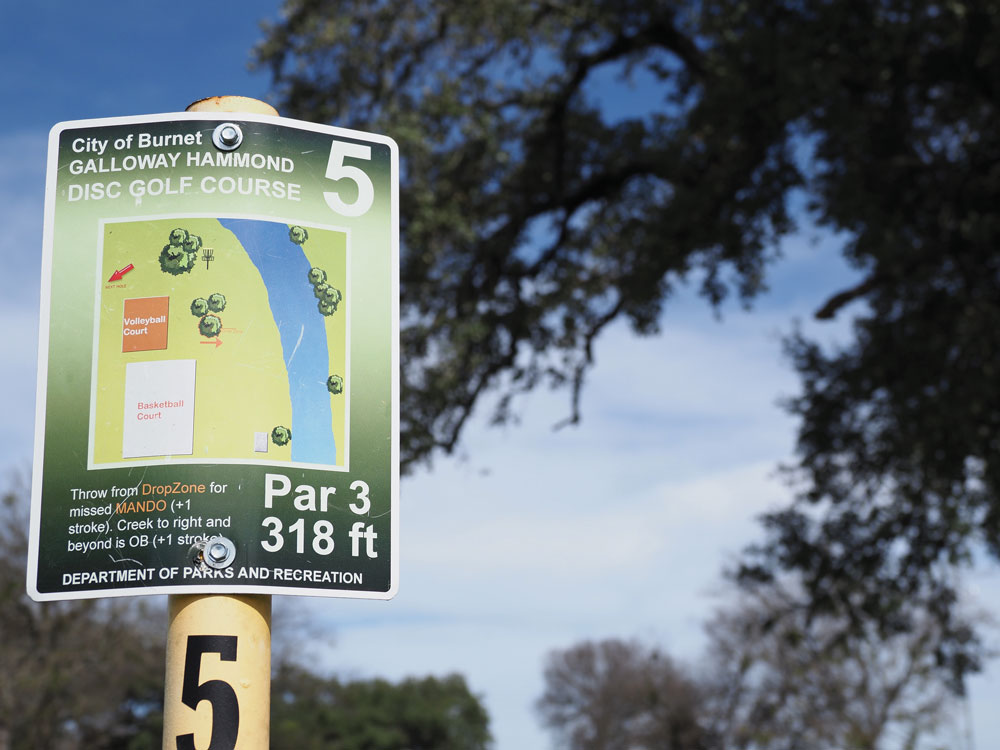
left=254, top=432, right=269, bottom=452
left=122, top=360, right=196, bottom=458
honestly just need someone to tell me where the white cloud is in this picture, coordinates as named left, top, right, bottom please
left=403, top=459, right=780, bottom=579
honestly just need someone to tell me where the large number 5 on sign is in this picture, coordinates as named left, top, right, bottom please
left=176, top=635, right=240, bottom=750
left=324, top=140, right=374, bottom=217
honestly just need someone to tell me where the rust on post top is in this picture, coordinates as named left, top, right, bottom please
left=186, top=96, right=279, bottom=116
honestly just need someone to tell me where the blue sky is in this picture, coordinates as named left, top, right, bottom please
left=2, top=3, right=998, bottom=748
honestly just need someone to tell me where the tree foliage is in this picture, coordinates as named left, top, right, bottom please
left=255, top=0, right=1000, bottom=678
left=730, top=0, right=1000, bottom=688
left=701, top=584, right=964, bottom=750
left=254, top=0, right=795, bottom=471
left=0, top=477, right=164, bottom=750
left=539, top=588, right=969, bottom=750
left=536, top=638, right=710, bottom=750
left=271, top=663, right=492, bottom=750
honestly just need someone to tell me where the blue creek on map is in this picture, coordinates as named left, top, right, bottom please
left=219, top=218, right=337, bottom=465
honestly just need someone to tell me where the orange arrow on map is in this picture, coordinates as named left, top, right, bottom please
left=108, top=264, right=134, bottom=282
left=200, top=339, right=223, bottom=348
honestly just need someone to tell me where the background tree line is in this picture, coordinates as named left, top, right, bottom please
left=536, top=594, right=972, bottom=750
left=2, top=474, right=965, bottom=749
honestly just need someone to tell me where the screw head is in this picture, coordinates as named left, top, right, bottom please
left=212, top=122, right=243, bottom=151
left=202, top=536, right=236, bottom=569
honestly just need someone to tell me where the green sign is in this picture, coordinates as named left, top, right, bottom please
left=28, top=113, right=398, bottom=600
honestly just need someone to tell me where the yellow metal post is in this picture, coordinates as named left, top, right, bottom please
left=163, top=595, right=272, bottom=749
left=186, top=96, right=279, bottom=117
left=161, top=96, right=279, bottom=750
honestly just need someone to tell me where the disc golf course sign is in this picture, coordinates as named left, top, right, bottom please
left=28, top=112, right=399, bottom=601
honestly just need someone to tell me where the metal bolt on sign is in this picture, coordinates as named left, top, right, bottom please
left=212, top=122, right=244, bottom=150
left=204, top=536, right=236, bottom=569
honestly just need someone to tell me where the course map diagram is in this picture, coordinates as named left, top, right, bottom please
left=89, top=216, right=348, bottom=470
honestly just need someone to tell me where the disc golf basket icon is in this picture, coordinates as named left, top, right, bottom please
left=202, top=247, right=215, bottom=270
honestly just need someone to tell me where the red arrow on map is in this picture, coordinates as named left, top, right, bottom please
left=200, top=339, right=223, bottom=348
left=108, top=264, right=135, bottom=282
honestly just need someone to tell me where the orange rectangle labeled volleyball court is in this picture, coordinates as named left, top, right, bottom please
left=122, top=296, right=169, bottom=352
